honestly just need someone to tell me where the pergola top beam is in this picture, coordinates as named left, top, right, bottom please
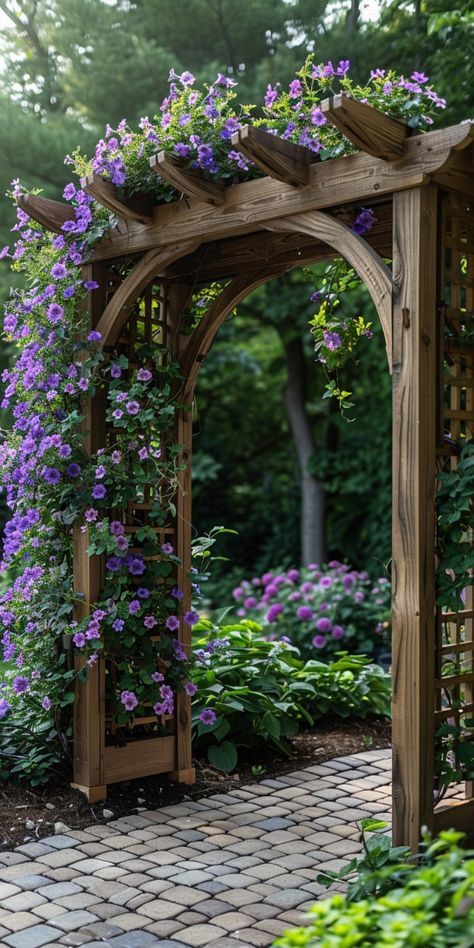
left=321, top=93, right=409, bottom=161
left=16, top=193, right=75, bottom=234
left=81, top=173, right=154, bottom=224
left=231, top=124, right=318, bottom=186
left=150, top=151, right=225, bottom=205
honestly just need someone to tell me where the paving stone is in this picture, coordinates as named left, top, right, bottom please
left=108, top=934, right=161, bottom=947
left=86, top=903, right=124, bottom=920
left=37, top=882, right=82, bottom=900
left=217, top=872, right=259, bottom=888
left=16, top=844, right=55, bottom=858
left=211, top=911, right=255, bottom=931
left=0, top=890, right=47, bottom=912
left=36, top=850, right=84, bottom=869
left=171, top=923, right=227, bottom=945
left=0, top=852, right=30, bottom=866
left=241, top=903, right=280, bottom=921
left=0, top=882, right=21, bottom=899
left=217, top=888, right=257, bottom=908
left=254, top=818, right=296, bottom=831
left=1, top=910, right=40, bottom=932
left=101, top=912, right=149, bottom=932
left=264, top=889, right=308, bottom=910
left=49, top=912, right=100, bottom=933
left=172, top=869, right=213, bottom=886
left=56, top=893, right=99, bottom=910
left=197, top=881, right=229, bottom=895
left=78, top=921, right=123, bottom=939
left=3, top=926, right=60, bottom=948
left=136, top=898, right=182, bottom=921
left=13, top=874, right=54, bottom=891
left=59, top=933, right=95, bottom=946
left=32, top=903, right=69, bottom=920
left=229, top=929, right=273, bottom=946
left=175, top=911, right=206, bottom=925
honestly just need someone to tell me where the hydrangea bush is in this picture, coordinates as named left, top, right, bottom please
left=0, top=56, right=442, bottom=779
left=232, top=563, right=391, bottom=660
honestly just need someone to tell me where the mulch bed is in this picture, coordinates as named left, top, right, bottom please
left=0, top=718, right=390, bottom=852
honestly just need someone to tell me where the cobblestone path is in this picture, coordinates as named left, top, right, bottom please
left=0, top=749, right=391, bottom=948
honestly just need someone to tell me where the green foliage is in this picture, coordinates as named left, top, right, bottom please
left=191, top=620, right=390, bottom=771
left=275, top=829, right=474, bottom=948
left=437, top=441, right=474, bottom=611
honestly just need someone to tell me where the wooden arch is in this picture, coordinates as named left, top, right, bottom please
left=19, top=100, right=474, bottom=851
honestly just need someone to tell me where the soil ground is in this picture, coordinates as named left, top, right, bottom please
left=0, top=718, right=390, bottom=852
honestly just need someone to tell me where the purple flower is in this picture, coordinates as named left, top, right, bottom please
left=412, top=71, right=428, bottom=84
left=323, top=331, right=341, bottom=350
left=95, top=465, right=106, bottom=479
left=161, top=542, right=174, bottom=555
left=352, top=208, right=377, bottom=236
left=51, top=262, right=67, bottom=280
left=267, top=603, right=283, bottom=623
left=312, top=634, right=326, bottom=648
left=316, top=617, right=332, bottom=633
left=110, top=364, right=122, bottom=378
left=121, top=690, right=138, bottom=712
left=110, top=520, right=124, bottom=536
left=116, top=535, right=129, bottom=552
left=129, top=557, right=146, bottom=576
left=264, top=84, right=278, bottom=107
left=0, top=699, right=11, bottom=718
left=87, top=330, right=102, bottom=342
left=185, top=681, right=197, bottom=696
left=184, top=610, right=200, bottom=626
left=311, top=107, right=327, bottom=127
left=137, top=368, right=152, bottom=382
left=67, top=463, right=81, bottom=478
left=59, top=444, right=72, bottom=458
left=354, top=591, right=365, bottom=603
left=166, top=615, right=180, bottom=631
left=152, top=671, right=164, bottom=683
left=137, top=587, right=150, bottom=599
left=84, top=508, right=98, bottom=523
left=199, top=708, right=217, bottom=726
left=12, top=676, right=29, bottom=694
left=144, top=615, right=157, bottom=629
left=332, top=625, right=345, bottom=640
left=106, top=556, right=123, bottom=572
left=129, top=600, right=141, bottom=614
left=126, top=400, right=140, bottom=415
left=289, top=79, right=302, bottom=99
left=84, top=281, right=99, bottom=290
left=297, top=605, right=313, bottom=621
left=337, top=59, right=350, bottom=76
left=172, top=586, right=184, bottom=600
left=73, top=632, right=86, bottom=648
left=92, top=484, right=106, bottom=499
left=47, top=303, right=64, bottom=324
left=43, top=467, right=61, bottom=485
left=42, top=696, right=52, bottom=711
left=63, top=183, right=76, bottom=200
left=175, top=143, right=191, bottom=158
left=244, top=596, right=257, bottom=609
left=112, top=619, right=124, bottom=632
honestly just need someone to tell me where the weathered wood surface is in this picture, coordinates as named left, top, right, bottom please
left=17, top=193, right=75, bottom=233
left=91, top=122, right=473, bottom=261
left=433, top=799, right=474, bottom=841
left=231, top=124, right=318, bottom=186
left=167, top=201, right=393, bottom=282
left=151, top=152, right=225, bottom=204
left=72, top=262, right=107, bottom=801
left=321, top=94, right=409, bottom=161
left=96, top=240, right=199, bottom=345
left=391, top=186, right=438, bottom=851
left=81, top=173, right=154, bottom=224
left=104, top=736, right=176, bottom=782
left=264, top=211, right=393, bottom=368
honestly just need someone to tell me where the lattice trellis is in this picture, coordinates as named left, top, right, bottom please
left=435, top=193, right=474, bottom=817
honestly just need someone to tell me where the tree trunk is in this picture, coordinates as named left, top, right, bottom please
left=282, top=334, right=326, bottom=566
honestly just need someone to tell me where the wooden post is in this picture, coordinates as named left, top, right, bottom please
left=391, top=186, right=438, bottom=849
left=71, top=262, right=107, bottom=801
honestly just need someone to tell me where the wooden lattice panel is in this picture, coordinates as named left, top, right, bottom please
left=435, top=192, right=474, bottom=809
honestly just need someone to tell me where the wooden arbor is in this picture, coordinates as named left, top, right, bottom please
left=19, top=98, right=474, bottom=850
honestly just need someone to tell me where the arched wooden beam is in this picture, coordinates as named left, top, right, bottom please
left=179, top=267, right=288, bottom=396
left=264, top=211, right=393, bottom=369
left=96, top=240, right=200, bottom=346
left=17, top=194, right=75, bottom=233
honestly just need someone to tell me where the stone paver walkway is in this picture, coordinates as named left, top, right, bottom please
left=0, top=749, right=391, bottom=948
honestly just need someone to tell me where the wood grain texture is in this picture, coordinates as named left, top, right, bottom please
left=231, top=124, right=318, bottom=186
left=81, top=173, right=154, bottom=224
left=104, top=736, right=176, bottom=782
left=91, top=123, right=473, bottom=262
left=391, top=186, right=438, bottom=851
left=96, top=241, right=200, bottom=345
left=264, top=212, right=392, bottom=368
left=321, top=94, right=409, bottom=160
left=433, top=799, right=474, bottom=841
left=151, top=151, right=225, bottom=204
left=17, top=193, right=75, bottom=233
left=72, top=263, right=107, bottom=795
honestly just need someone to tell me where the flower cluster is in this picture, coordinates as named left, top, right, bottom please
left=232, top=563, right=391, bottom=660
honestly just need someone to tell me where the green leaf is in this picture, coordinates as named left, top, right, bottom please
left=207, top=741, right=238, bottom=773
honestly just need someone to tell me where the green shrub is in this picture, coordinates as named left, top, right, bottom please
left=274, top=828, right=474, bottom=948
left=191, top=620, right=390, bottom=772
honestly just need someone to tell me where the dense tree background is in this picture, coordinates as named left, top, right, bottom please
left=0, top=0, right=472, bottom=597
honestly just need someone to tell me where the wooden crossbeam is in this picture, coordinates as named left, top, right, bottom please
left=150, top=151, right=225, bottom=205
left=16, top=193, right=75, bottom=234
left=81, top=173, right=154, bottom=224
left=321, top=94, right=409, bottom=161
left=231, top=124, right=317, bottom=186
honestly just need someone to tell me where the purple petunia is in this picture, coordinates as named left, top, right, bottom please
left=43, top=467, right=61, bottom=485
left=129, top=557, right=146, bottom=576
left=126, top=400, right=140, bottom=415
left=51, top=262, right=67, bottom=280
left=184, top=610, right=200, bottom=626
left=121, top=690, right=138, bottom=712
left=185, top=681, right=197, bottom=696
left=67, top=463, right=81, bottom=478
left=199, top=708, right=217, bottom=726
left=47, top=303, right=65, bottom=324
left=161, top=542, right=174, bottom=555
left=13, top=676, right=29, bottom=694
left=0, top=698, right=11, bottom=718
left=87, top=330, right=102, bottom=342
left=92, top=484, right=106, bottom=500
left=73, top=632, right=86, bottom=648
left=42, top=696, right=52, bottom=711
left=166, top=615, right=180, bottom=631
